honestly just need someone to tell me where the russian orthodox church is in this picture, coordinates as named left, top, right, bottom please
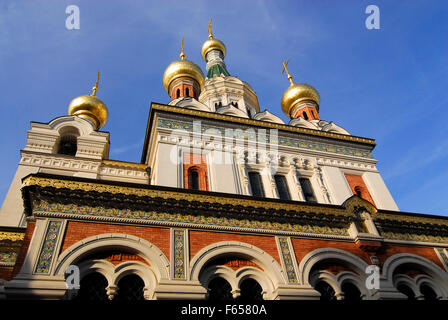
left=0, top=22, right=448, bottom=301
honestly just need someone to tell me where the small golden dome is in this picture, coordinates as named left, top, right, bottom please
left=68, top=72, right=108, bottom=129
left=68, top=94, right=108, bottom=129
left=201, top=38, right=226, bottom=61
left=162, top=59, right=204, bottom=93
left=281, top=83, right=320, bottom=118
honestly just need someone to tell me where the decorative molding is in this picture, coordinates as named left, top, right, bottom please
left=0, top=232, right=25, bottom=242
left=435, top=248, right=448, bottom=272
left=0, top=252, right=17, bottom=264
left=34, top=220, right=63, bottom=274
left=22, top=175, right=351, bottom=217
left=156, top=118, right=373, bottom=159
left=277, top=237, right=298, bottom=284
left=172, top=229, right=186, bottom=280
left=33, top=200, right=349, bottom=238
left=150, top=103, right=376, bottom=146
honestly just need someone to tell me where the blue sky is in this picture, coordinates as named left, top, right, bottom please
left=0, top=0, right=447, bottom=216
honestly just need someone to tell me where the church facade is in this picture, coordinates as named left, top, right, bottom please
left=1, top=24, right=448, bottom=301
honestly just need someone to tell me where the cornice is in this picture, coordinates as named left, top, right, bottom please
left=151, top=103, right=376, bottom=146
left=141, top=102, right=376, bottom=163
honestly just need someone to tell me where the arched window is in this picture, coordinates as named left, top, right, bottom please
left=115, top=274, right=145, bottom=301
left=248, top=172, right=265, bottom=197
left=208, top=277, right=233, bottom=301
left=57, top=135, right=77, bottom=156
left=299, top=178, right=317, bottom=203
left=420, top=284, right=438, bottom=300
left=188, top=168, right=200, bottom=190
left=74, top=272, right=108, bottom=301
left=341, top=282, right=362, bottom=301
left=311, top=110, right=317, bottom=118
left=274, top=175, right=291, bottom=200
left=315, top=281, right=336, bottom=301
left=397, top=284, right=416, bottom=300
left=176, top=88, right=181, bottom=99
left=237, top=278, right=263, bottom=301
left=354, top=186, right=362, bottom=197
left=302, top=111, right=309, bottom=120
left=186, top=87, right=190, bottom=97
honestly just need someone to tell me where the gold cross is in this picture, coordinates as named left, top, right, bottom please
left=92, top=71, right=100, bottom=96
left=208, top=18, right=214, bottom=39
left=180, top=37, right=186, bottom=60
left=282, top=59, right=294, bottom=85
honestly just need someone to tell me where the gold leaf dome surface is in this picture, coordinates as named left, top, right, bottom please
left=201, top=38, right=226, bottom=61
left=162, top=59, right=204, bottom=93
left=68, top=94, right=108, bottom=129
left=281, top=83, right=320, bottom=118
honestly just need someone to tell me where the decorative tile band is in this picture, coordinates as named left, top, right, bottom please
left=34, top=201, right=349, bottom=237
left=173, top=229, right=186, bottom=279
left=0, top=252, right=17, bottom=264
left=381, top=232, right=448, bottom=244
left=436, top=248, right=448, bottom=271
left=278, top=237, right=298, bottom=283
left=157, top=118, right=373, bottom=159
left=0, top=232, right=25, bottom=242
left=34, top=220, right=62, bottom=274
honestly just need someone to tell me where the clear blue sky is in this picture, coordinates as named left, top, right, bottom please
left=0, top=0, right=447, bottom=216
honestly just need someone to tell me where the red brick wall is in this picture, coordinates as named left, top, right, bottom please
left=344, top=174, right=375, bottom=205
left=291, top=105, right=320, bottom=120
left=60, top=221, right=171, bottom=261
left=189, top=230, right=280, bottom=265
left=183, top=153, right=209, bottom=191
left=291, top=237, right=444, bottom=270
left=0, top=267, right=14, bottom=281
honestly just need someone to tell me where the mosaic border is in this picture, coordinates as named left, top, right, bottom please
left=278, top=237, right=298, bottom=284
left=0, top=252, right=17, bottom=264
left=173, top=229, right=186, bottom=279
left=34, top=201, right=349, bottom=238
left=34, top=220, right=62, bottom=274
left=157, top=118, right=373, bottom=159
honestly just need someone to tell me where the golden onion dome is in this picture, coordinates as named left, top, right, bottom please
left=280, top=59, right=320, bottom=118
left=201, top=18, right=226, bottom=61
left=201, top=38, right=226, bottom=61
left=281, top=83, right=320, bottom=117
left=162, top=38, right=204, bottom=94
left=162, top=58, right=204, bottom=93
left=68, top=72, right=108, bottom=129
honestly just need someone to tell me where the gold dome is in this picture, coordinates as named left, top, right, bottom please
left=68, top=94, right=108, bottom=129
left=162, top=59, right=204, bottom=93
left=68, top=72, right=108, bottom=129
left=281, top=83, right=320, bottom=118
left=201, top=38, right=226, bottom=61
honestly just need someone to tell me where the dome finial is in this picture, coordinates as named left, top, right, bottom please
left=208, top=18, right=214, bottom=39
left=180, top=37, right=186, bottom=60
left=282, top=59, right=294, bottom=86
left=91, top=71, right=100, bottom=96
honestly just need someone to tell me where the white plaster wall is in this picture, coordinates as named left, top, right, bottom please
left=362, top=171, right=399, bottom=211
left=0, top=165, right=39, bottom=227
left=320, top=166, right=352, bottom=205
left=155, top=143, right=179, bottom=188
left=208, top=150, right=237, bottom=194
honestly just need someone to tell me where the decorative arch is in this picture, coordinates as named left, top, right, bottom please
left=54, top=233, right=170, bottom=282
left=252, top=110, right=285, bottom=124
left=298, top=247, right=369, bottom=286
left=382, top=253, right=448, bottom=299
left=189, top=241, right=285, bottom=299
